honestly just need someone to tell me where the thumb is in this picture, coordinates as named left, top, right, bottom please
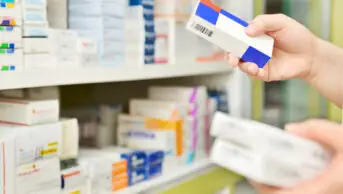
left=245, top=14, right=291, bottom=37
left=285, top=119, right=343, bottom=151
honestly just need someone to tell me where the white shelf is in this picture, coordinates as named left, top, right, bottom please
left=116, top=159, right=214, bottom=194
left=0, top=62, right=232, bottom=90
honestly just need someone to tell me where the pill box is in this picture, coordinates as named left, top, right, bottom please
left=0, top=98, right=59, bottom=125
left=186, top=0, right=274, bottom=68
left=210, top=112, right=331, bottom=187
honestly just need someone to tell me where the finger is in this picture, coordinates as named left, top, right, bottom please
left=285, top=119, right=343, bottom=151
left=245, top=14, right=290, bottom=37
left=227, top=53, right=240, bottom=68
left=238, top=62, right=265, bottom=77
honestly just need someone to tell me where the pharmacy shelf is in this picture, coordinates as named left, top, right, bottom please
left=116, top=159, right=214, bottom=194
left=0, top=62, right=232, bottom=90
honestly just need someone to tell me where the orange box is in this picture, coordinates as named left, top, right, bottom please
left=112, top=159, right=128, bottom=176
left=144, top=118, right=184, bottom=156
left=112, top=173, right=129, bottom=191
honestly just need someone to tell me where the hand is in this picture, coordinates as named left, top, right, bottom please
left=250, top=119, right=343, bottom=194
left=228, top=14, right=319, bottom=82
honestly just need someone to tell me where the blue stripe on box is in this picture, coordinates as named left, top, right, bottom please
left=195, top=2, right=219, bottom=25
left=241, top=46, right=270, bottom=68
left=219, top=10, right=249, bottom=27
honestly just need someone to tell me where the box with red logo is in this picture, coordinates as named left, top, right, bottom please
left=0, top=122, right=62, bottom=166
left=16, top=158, right=61, bottom=194
left=0, top=98, right=59, bottom=125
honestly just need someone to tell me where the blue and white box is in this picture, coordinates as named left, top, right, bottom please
left=186, top=0, right=274, bottom=68
left=103, top=147, right=147, bottom=170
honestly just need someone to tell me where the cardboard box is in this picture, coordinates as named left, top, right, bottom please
left=16, top=158, right=61, bottom=194
left=0, top=122, right=62, bottom=165
left=118, top=114, right=183, bottom=156
left=0, top=135, right=16, bottom=194
left=0, top=98, right=59, bottom=125
left=61, top=166, right=86, bottom=190
left=210, top=112, right=331, bottom=187
left=0, top=49, right=23, bottom=71
left=186, top=0, right=274, bottom=68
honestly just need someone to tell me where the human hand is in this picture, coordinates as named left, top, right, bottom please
left=250, top=119, right=343, bottom=194
left=228, top=14, right=319, bottom=82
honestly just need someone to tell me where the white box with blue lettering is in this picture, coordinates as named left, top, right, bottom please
left=186, top=0, right=274, bottom=68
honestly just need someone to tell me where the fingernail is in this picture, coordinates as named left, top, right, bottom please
left=285, top=123, right=298, bottom=132
left=258, top=69, right=265, bottom=77
left=245, top=25, right=256, bottom=35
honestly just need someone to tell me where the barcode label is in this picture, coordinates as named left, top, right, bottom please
left=191, top=23, right=213, bottom=37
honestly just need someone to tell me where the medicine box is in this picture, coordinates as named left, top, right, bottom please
left=0, top=16, right=21, bottom=26
left=186, top=0, right=274, bottom=68
left=61, top=166, right=86, bottom=190
left=68, top=0, right=126, bottom=18
left=129, top=168, right=148, bottom=185
left=0, top=4, right=22, bottom=19
left=0, top=135, right=16, bottom=194
left=16, top=158, right=61, bottom=194
left=0, top=98, right=59, bottom=125
left=48, top=29, right=78, bottom=55
left=102, top=147, right=147, bottom=171
left=0, top=49, right=23, bottom=71
left=23, top=21, right=49, bottom=37
left=69, top=16, right=125, bottom=30
left=60, top=118, right=79, bottom=160
left=0, top=122, right=62, bottom=165
left=22, top=8, right=47, bottom=23
left=210, top=112, right=331, bottom=187
left=118, top=114, right=183, bottom=156
left=148, top=86, right=208, bottom=106
left=23, top=38, right=49, bottom=53
left=21, top=0, right=47, bottom=9
left=113, top=174, right=129, bottom=191
left=0, top=26, right=21, bottom=43
left=47, top=0, right=68, bottom=29
left=26, top=86, right=60, bottom=100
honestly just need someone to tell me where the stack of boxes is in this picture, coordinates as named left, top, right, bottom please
left=79, top=148, right=129, bottom=192
left=148, top=86, right=210, bottom=160
left=0, top=0, right=23, bottom=71
left=68, top=0, right=127, bottom=66
left=0, top=94, right=62, bottom=193
left=126, top=0, right=155, bottom=66
left=153, top=0, right=197, bottom=65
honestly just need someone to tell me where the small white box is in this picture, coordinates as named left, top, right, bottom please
left=148, top=86, right=208, bottom=114
left=69, top=16, right=125, bottom=30
left=22, top=8, right=47, bottom=23
left=0, top=6, right=22, bottom=19
left=61, top=166, right=87, bottom=191
left=0, top=50, right=23, bottom=71
left=48, top=29, right=78, bottom=55
left=23, top=38, right=50, bottom=54
left=210, top=112, right=331, bottom=187
left=0, top=135, right=16, bottom=194
left=186, top=0, right=274, bottom=68
left=22, top=0, right=47, bottom=9
left=23, top=21, right=49, bottom=37
left=60, top=118, right=79, bottom=160
left=0, top=98, right=59, bottom=125
left=0, top=26, right=22, bottom=43
left=16, top=158, right=61, bottom=194
left=0, top=89, right=25, bottom=98
left=77, top=38, right=98, bottom=54
left=68, top=1, right=126, bottom=18
left=0, top=122, right=62, bottom=165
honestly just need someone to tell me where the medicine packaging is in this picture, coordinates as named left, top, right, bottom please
left=26, top=86, right=60, bottom=100
left=61, top=166, right=87, bottom=191
left=186, top=0, right=274, bottom=68
left=0, top=26, right=21, bottom=43
left=22, top=21, right=49, bottom=37
left=0, top=98, right=59, bottom=125
left=0, top=135, right=16, bottom=194
left=47, top=0, right=67, bottom=29
left=22, top=8, right=47, bottom=22
left=0, top=49, right=23, bottom=71
left=210, top=112, right=331, bottom=187
left=60, top=118, right=79, bottom=160
left=21, top=0, right=47, bottom=9
left=0, top=122, right=62, bottom=165
left=16, top=158, right=61, bottom=194
left=68, top=0, right=126, bottom=18
left=118, top=114, right=183, bottom=156
left=79, top=149, right=129, bottom=193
